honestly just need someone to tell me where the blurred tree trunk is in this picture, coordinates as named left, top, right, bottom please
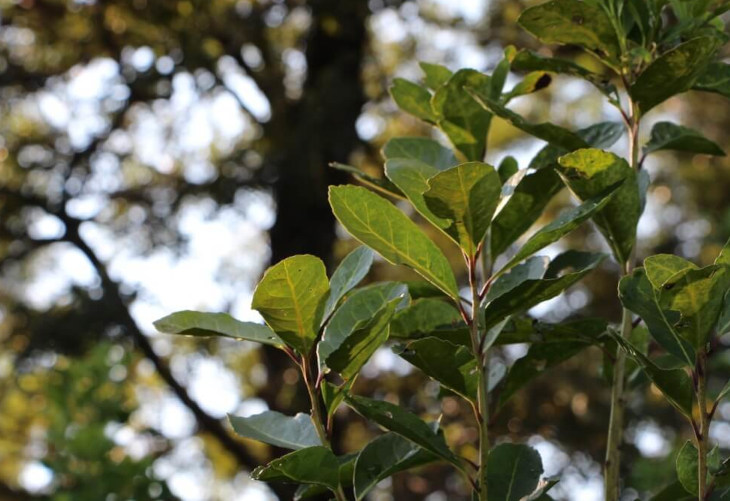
left=268, top=0, right=369, bottom=266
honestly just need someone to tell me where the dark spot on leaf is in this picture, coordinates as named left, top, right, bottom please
left=535, top=74, right=552, bottom=91
left=664, top=282, right=676, bottom=290
left=572, top=15, right=584, bottom=25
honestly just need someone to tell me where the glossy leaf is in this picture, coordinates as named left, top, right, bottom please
left=424, top=162, right=501, bottom=256
left=483, top=252, right=605, bottom=330
left=396, top=337, right=478, bottom=401
left=518, top=0, right=620, bottom=64
left=382, top=137, right=458, bottom=171
left=154, top=311, right=283, bottom=347
left=527, top=121, right=624, bottom=171
left=293, top=453, right=357, bottom=499
left=649, top=481, right=695, bottom=501
left=229, top=411, right=320, bottom=450
left=693, top=62, right=730, bottom=98
left=498, top=185, right=619, bottom=272
left=420, top=62, right=453, bottom=90
left=467, top=93, right=588, bottom=151
left=716, top=291, right=730, bottom=337
left=321, top=380, right=352, bottom=418
left=502, top=71, right=552, bottom=103
left=385, top=158, right=446, bottom=229
left=498, top=338, right=593, bottom=409
left=676, top=441, right=699, bottom=494
left=330, top=162, right=404, bottom=198
left=658, top=265, right=730, bottom=348
left=432, top=69, right=493, bottom=160
left=578, top=122, right=625, bottom=149
left=490, top=168, right=564, bottom=258
left=630, top=37, right=720, bottom=113
left=389, top=298, right=469, bottom=345
left=619, top=268, right=695, bottom=365
left=390, top=78, right=437, bottom=123
left=319, top=282, right=408, bottom=378
left=644, top=254, right=697, bottom=289
left=612, top=334, right=694, bottom=417
left=323, top=246, right=374, bottom=323
left=252, top=255, right=329, bottom=354
left=486, top=256, right=549, bottom=303
left=344, top=394, right=464, bottom=469
left=644, top=122, right=725, bottom=156
left=510, top=49, right=613, bottom=95
left=252, top=446, right=340, bottom=491
left=558, top=148, right=640, bottom=263
left=353, top=433, right=437, bottom=500
left=716, top=237, right=730, bottom=266
left=329, top=185, right=459, bottom=299
left=487, top=443, right=544, bottom=501
left=497, top=156, right=519, bottom=183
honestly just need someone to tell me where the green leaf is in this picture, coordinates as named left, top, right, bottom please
left=466, top=93, right=588, bottom=151
left=382, top=137, right=458, bottom=171
left=319, top=282, right=409, bottom=378
left=649, top=480, right=695, bottom=501
left=487, top=443, right=544, bottom=501
left=676, top=441, right=699, bottom=494
left=578, top=122, right=625, bottom=149
left=497, top=156, right=519, bottom=183
left=498, top=338, right=593, bottom=409
left=323, top=247, right=374, bottom=323
left=329, top=185, right=459, bottom=299
left=693, top=62, right=730, bottom=98
left=396, top=337, right=478, bottom=401
left=344, top=394, right=464, bottom=470
left=487, top=256, right=550, bottom=303
left=659, top=265, right=730, bottom=349
left=332, top=304, right=400, bottom=380
left=644, top=254, right=698, bottom=289
left=612, top=334, right=694, bottom=417
left=153, top=311, right=283, bottom=347
left=390, top=298, right=468, bottom=343
left=498, top=184, right=619, bottom=273
left=618, top=268, right=695, bottom=365
left=490, top=168, right=564, bottom=258
left=630, top=37, right=720, bottom=113
left=228, top=411, right=321, bottom=450
left=420, top=62, right=453, bottom=90
left=432, top=69, right=493, bottom=161
left=390, top=78, right=437, bottom=123
left=491, top=51, right=512, bottom=99
left=716, top=237, right=730, bottom=266
left=384, top=158, right=446, bottom=230
left=716, top=291, right=730, bottom=337
left=330, top=162, right=404, bottom=199
left=252, top=255, right=330, bottom=354
left=558, top=148, right=640, bottom=263
left=644, top=122, right=725, bottom=156
left=294, top=453, right=357, bottom=500
left=527, top=121, right=624, bottom=171
left=483, top=252, right=605, bottom=330
left=321, top=380, right=352, bottom=418
left=518, top=0, right=621, bottom=65
left=424, top=162, right=501, bottom=256
left=510, top=49, right=613, bottom=95
left=502, top=71, right=553, bottom=103
left=353, top=433, right=437, bottom=500
left=252, top=446, right=340, bottom=491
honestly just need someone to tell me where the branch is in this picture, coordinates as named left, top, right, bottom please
left=0, top=188, right=292, bottom=499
